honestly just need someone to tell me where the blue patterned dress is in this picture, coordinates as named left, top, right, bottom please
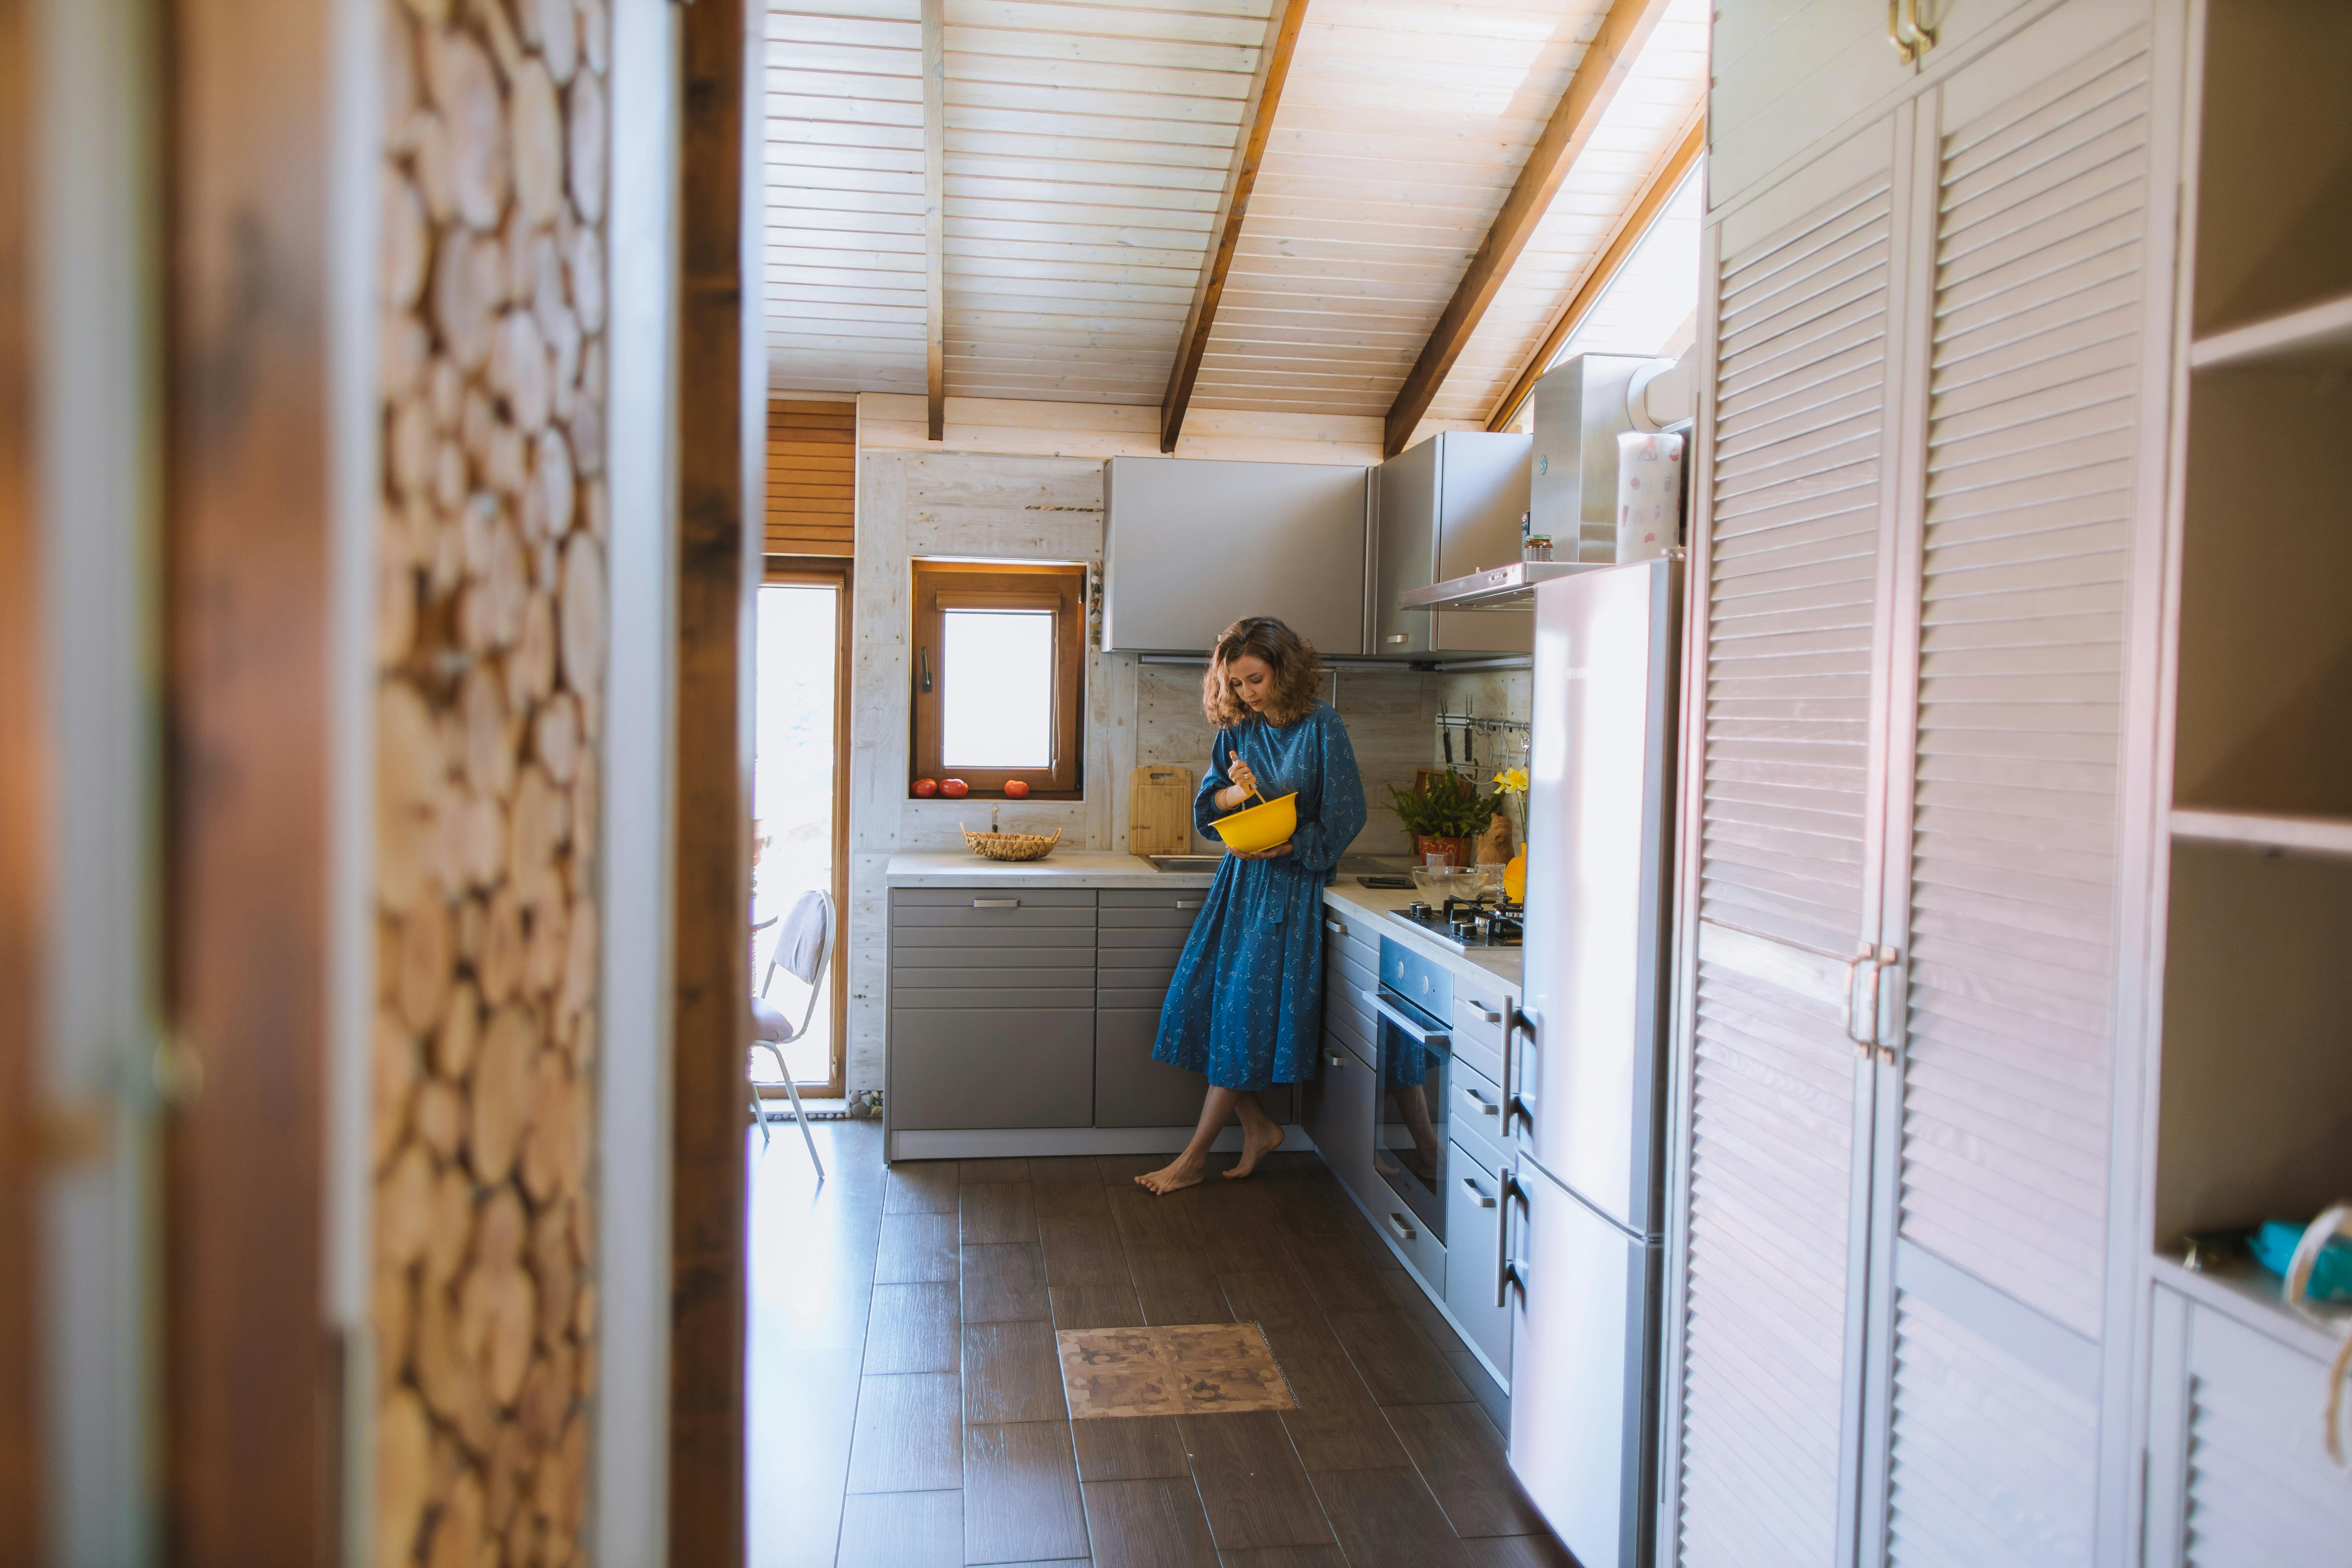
left=1151, top=700, right=1368, bottom=1091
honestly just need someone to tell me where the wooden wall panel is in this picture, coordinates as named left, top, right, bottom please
left=370, top=1, right=611, bottom=1563
left=0, top=0, right=41, bottom=1554
left=766, top=398, right=854, bottom=557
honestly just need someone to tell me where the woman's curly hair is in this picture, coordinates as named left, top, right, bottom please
left=1200, top=616, right=1324, bottom=728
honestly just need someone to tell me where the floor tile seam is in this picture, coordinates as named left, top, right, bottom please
left=1246, top=1371, right=1353, bottom=1563
left=836, top=1161, right=913, bottom=1568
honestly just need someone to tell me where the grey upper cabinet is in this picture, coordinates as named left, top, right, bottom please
left=1102, top=456, right=1369, bottom=654
left=1374, top=431, right=1533, bottom=656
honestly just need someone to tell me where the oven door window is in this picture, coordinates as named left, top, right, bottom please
left=1373, top=998, right=1451, bottom=1243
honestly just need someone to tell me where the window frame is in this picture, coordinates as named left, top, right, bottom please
left=910, top=559, right=1087, bottom=799
left=760, top=555, right=852, bottom=1099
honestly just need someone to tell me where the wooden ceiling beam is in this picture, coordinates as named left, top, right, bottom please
left=1486, top=113, right=1704, bottom=433
left=1158, top=0, right=1309, bottom=453
left=1381, top=0, right=1672, bottom=458
left=922, top=0, right=945, bottom=441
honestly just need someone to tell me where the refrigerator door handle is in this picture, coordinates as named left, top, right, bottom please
left=1364, top=990, right=1451, bottom=1047
left=1494, top=1165, right=1527, bottom=1308
left=1501, top=1004, right=1533, bottom=1137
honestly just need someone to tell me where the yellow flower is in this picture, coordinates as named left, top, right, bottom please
left=1492, top=768, right=1529, bottom=795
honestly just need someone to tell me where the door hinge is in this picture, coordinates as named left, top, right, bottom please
left=1846, top=945, right=1901, bottom=1065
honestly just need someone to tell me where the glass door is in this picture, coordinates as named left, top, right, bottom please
left=753, top=565, right=848, bottom=1096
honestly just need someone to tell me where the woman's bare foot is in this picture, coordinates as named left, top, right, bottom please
left=1136, top=1155, right=1207, bottom=1195
left=1224, top=1118, right=1285, bottom=1180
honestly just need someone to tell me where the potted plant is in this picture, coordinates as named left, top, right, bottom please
left=1385, top=771, right=1500, bottom=865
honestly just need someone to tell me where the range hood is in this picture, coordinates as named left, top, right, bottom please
left=1392, top=352, right=1691, bottom=613
left=1396, top=559, right=1605, bottom=612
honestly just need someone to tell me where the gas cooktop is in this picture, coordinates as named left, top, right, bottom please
left=1384, top=898, right=1524, bottom=951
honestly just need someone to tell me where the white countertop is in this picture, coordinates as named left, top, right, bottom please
left=884, top=850, right=1215, bottom=888
left=882, top=850, right=1523, bottom=990
left=1321, top=880, right=1522, bottom=990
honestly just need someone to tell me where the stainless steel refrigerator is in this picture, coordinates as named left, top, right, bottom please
left=1504, top=556, right=1681, bottom=1568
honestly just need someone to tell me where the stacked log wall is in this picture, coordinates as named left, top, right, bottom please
left=371, top=1, right=610, bottom=1563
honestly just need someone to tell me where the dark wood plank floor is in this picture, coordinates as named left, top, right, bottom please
left=748, top=1122, right=1576, bottom=1568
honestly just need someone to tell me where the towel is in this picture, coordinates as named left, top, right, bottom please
left=771, top=889, right=830, bottom=988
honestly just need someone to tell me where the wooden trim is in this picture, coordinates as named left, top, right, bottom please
left=672, top=0, right=753, bottom=1558
left=163, top=0, right=334, bottom=1555
left=909, top=561, right=1086, bottom=796
left=1485, top=114, right=1705, bottom=433
left=921, top=0, right=945, bottom=443
left=1383, top=0, right=1673, bottom=457
left=0, top=0, right=41, bottom=1547
left=1158, top=0, right=1308, bottom=454
left=765, top=397, right=854, bottom=558
left=759, top=557, right=853, bottom=1098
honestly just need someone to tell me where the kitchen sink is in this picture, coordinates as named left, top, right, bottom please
left=1145, top=852, right=1412, bottom=874
left=1146, top=855, right=1226, bottom=873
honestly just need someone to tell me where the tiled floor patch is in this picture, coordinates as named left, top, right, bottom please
left=1056, top=1322, right=1298, bottom=1418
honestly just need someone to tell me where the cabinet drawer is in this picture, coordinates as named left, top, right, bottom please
left=1448, top=985, right=1513, bottom=1077
left=889, top=1007, right=1094, bottom=1130
left=895, top=887, right=1097, bottom=909
left=1100, top=899, right=1208, bottom=929
left=894, top=982, right=1096, bottom=1011
left=1448, top=1062, right=1511, bottom=1176
left=893, top=903, right=1096, bottom=932
left=892, top=928, right=1096, bottom=966
left=1098, top=926, right=1193, bottom=957
left=1319, top=907, right=1377, bottom=970
left=1101, top=887, right=1211, bottom=911
left=1370, top=1189, right=1446, bottom=1295
left=1445, top=1157, right=1510, bottom=1377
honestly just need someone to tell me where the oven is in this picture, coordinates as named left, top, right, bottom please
left=1367, top=938, right=1454, bottom=1244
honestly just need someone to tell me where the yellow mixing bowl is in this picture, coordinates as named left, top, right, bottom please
left=1209, top=792, right=1298, bottom=854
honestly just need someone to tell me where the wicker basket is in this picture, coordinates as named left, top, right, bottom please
left=961, top=824, right=1062, bottom=862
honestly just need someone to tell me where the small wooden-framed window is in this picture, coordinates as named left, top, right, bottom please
left=911, top=560, right=1087, bottom=798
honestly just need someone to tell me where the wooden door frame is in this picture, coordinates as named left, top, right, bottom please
left=669, top=0, right=759, bottom=1560
left=760, top=555, right=852, bottom=1099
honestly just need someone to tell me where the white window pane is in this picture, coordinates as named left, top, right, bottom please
left=942, top=608, right=1053, bottom=768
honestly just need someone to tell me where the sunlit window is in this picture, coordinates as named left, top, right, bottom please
left=941, top=608, right=1054, bottom=768
left=910, top=560, right=1086, bottom=796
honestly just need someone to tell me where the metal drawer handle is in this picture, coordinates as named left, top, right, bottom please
left=1460, top=1176, right=1496, bottom=1209
left=1494, top=1166, right=1526, bottom=1309
left=1324, top=918, right=1347, bottom=936
left=1327, top=1052, right=1346, bottom=1069
left=971, top=898, right=1020, bottom=909
left=1465, top=997, right=1503, bottom=1025
left=1176, top=900, right=1201, bottom=910
left=1384, top=1213, right=1417, bottom=1243
left=1364, top=990, right=1450, bottom=1047
left=1462, top=1086, right=1499, bottom=1116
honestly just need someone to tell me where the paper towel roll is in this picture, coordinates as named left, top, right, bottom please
left=1615, top=430, right=1684, bottom=563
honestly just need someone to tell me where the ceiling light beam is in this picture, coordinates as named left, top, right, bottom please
left=1158, top=0, right=1309, bottom=454
left=923, top=0, right=945, bottom=441
left=1381, top=0, right=1672, bottom=458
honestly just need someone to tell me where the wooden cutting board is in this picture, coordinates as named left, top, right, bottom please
left=1129, top=765, right=1193, bottom=856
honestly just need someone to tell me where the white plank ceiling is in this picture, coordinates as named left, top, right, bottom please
left=764, top=0, right=1711, bottom=422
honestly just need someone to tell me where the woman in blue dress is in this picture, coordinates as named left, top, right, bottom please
left=1136, top=617, right=1367, bottom=1195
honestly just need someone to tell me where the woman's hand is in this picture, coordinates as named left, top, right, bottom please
left=1227, top=757, right=1261, bottom=799
left=1230, top=842, right=1292, bottom=861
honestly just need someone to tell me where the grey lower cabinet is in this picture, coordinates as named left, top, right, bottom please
left=1445, top=1137, right=1511, bottom=1376
left=889, top=886, right=1100, bottom=1132
left=1095, top=889, right=1207, bottom=1127
left=1302, top=1026, right=1374, bottom=1203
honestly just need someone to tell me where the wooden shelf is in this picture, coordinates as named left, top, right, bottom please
left=2190, top=291, right=2352, bottom=370
left=2170, top=806, right=2352, bottom=858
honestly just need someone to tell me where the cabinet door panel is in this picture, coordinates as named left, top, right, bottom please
left=1672, top=110, right=1899, bottom=1568
left=1444, top=1153, right=1510, bottom=1377
left=1094, top=1006, right=1206, bottom=1127
left=1302, top=1029, right=1374, bottom=1209
left=890, top=1008, right=1094, bottom=1130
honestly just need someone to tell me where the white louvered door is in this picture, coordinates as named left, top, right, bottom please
left=1678, top=2, right=2176, bottom=1564
left=1861, top=4, right=2161, bottom=1564
left=1669, top=113, right=1912, bottom=1568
